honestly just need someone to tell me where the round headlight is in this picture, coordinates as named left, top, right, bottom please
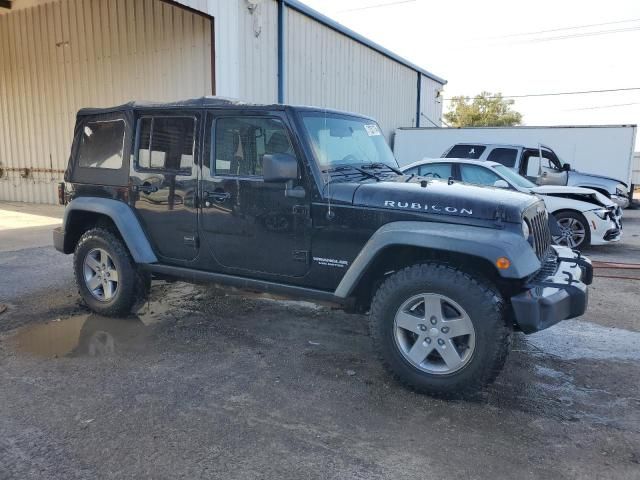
left=522, top=220, right=530, bottom=238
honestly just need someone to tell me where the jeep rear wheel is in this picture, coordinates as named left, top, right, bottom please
left=370, top=263, right=511, bottom=398
left=74, top=228, right=148, bottom=316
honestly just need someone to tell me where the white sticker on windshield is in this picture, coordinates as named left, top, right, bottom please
left=364, top=124, right=381, bottom=137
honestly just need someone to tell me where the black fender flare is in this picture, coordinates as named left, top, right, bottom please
left=334, top=221, right=540, bottom=298
left=62, top=197, right=158, bottom=264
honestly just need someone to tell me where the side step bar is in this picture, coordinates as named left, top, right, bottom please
left=142, top=264, right=345, bottom=306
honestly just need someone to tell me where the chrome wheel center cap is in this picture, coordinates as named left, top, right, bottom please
left=429, top=327, right=439, bottom=336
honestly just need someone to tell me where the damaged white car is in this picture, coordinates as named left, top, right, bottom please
left=401, top=158, right=622, bottom=249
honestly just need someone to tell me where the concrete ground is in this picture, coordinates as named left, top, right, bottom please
left=0, top=201, right=639, bottom=480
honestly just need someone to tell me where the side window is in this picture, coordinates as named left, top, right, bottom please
left=444, top=144, right=486, bottom=159
left=403, top=166, right=420, bottom=175
left=486, top=148, right=518, bottom=167
left=136, top=116, right=196, bottom=172
left=526, top=156, right=543, bottom=177
left=460, top=164, right=501, bottom=186
left=213, top=117, right=293, bottom=177
left=419, top=163, right=452, bottom=178
left=542, top=151, right=562, bottom=170
left=77, top=120, right=125, bottom=169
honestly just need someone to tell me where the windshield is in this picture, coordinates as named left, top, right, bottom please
left=301, top=113, right=398, bottom=170
left=494, top=164, right=536, bottom=189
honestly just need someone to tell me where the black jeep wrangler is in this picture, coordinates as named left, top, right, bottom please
left=54, top=97, right=592, bottom=397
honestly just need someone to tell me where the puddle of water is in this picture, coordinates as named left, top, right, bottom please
left=6, top=283, right=197, bottom=359
left=526, top=320, right=640, bottom=361
left=8, top=314, right=148, bottom=358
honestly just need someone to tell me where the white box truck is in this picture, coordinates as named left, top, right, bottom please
left=393, top=125, right=637, bottom=199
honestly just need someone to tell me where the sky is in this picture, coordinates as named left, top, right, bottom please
left=302, top=0, right=640, bottom=148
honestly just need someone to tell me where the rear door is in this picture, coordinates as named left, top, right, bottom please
left=130, top=111, right=200, bottom=262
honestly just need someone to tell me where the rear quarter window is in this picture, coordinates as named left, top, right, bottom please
left=445, top=144, right=486, bottom=159
left=77, top=120, right=125, bottom=169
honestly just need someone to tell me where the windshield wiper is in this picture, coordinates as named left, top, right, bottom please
left=360, top=162, right=403, bottom=175
left=322, top=165, right=380, bottom=181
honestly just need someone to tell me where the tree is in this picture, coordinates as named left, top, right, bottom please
left=443, top=92, right=523, bottom=127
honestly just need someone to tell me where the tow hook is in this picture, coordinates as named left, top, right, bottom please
left=562, top=270, right=578, bottom=285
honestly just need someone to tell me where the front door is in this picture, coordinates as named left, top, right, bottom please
left=522, top=149, right=568, bottom=186
left=131, top=112, right=200, bottom=262
left=199, top=112, right=311, bottom=278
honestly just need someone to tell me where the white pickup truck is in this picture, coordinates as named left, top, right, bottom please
left=441, top=143, right=630, bottom=208
left=393, top=125, right=636, bottom=208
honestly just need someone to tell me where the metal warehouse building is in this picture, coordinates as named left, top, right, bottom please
left=0, top=0, right=446, bottom=204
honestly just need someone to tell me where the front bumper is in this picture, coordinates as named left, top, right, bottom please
left=584, top=209, right=622, bottom=245
left=610, top=194, right=629, bottom=209
left=511, top=246, right=593, bottom=334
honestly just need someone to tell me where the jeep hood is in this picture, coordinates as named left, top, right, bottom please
left=531, top=185, right=615, bottom=208
left=323, top=176, right=536, bottom=222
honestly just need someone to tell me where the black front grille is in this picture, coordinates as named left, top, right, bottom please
left=531, top=249, right=558, bottom=281
left=527, top=206, right=552, bottom=260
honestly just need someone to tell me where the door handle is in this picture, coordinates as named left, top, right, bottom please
left=204, top=191, right=231, bottom=202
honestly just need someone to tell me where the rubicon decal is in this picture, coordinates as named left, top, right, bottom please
left=383, top=200, right=473, bottom=215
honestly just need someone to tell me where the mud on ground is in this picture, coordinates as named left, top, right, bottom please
left=0, top=205, right=639, bottom=479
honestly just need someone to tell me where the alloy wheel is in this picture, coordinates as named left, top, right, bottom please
left=83, top=248, right=119, bottom=302
left=553, top=217, right=586, bottom=248
left=393, top=293, right=475, bottom=375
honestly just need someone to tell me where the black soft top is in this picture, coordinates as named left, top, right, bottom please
left=76, top=96, right=375, bottom=121
left=77, top=97, right=258, bottom=116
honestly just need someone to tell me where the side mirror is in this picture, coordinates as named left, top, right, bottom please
left=562, top=163, right=571, bottom=171
left=493, top=179, right=509, bottom=189
left=263, top=153, right=298, bottom=183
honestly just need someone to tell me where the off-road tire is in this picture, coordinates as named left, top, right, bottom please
left=369, top=263, right=511, bottom=398
left=73, top=228, right=149, bottom=316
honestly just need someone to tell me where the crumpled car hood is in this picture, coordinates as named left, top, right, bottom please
left=531, top=185, right=615, bottom=208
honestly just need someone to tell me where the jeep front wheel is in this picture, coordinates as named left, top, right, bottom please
left=369, top=263, right=511, bottom=398
left=74, top=228, right=148, bottom=316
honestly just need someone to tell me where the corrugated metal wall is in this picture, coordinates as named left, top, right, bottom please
left=174, top=0, right=242, bottom=99
left=633, top=153, right=640, bottom=187
left=237, top=0, right=278, bottom=103
left=0, top=0, right=212, bottom=203
left=284, top=8, right=418, bottom=140
left=176, top=0, right=278, bottom=103
left=420, top=75, right=443, bottom=128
